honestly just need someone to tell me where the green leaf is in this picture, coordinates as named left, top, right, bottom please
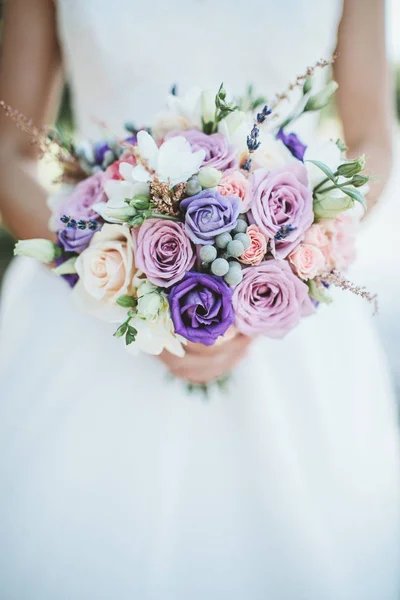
left=127, top=310, right=137, bottom=318
left=340, top=186, right=367, bottom=209
left=116, top=295, right=136, bottom=308
left=125, top=325, right=138, bottom=345
left=113, top=322, right=128, bottom=338
left=306, top=160, right=337, bottom=183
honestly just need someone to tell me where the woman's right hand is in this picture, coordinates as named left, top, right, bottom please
left=158, top=332, right=252, bottom=384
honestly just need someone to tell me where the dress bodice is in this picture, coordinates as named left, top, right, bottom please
left=55, top=0, right=343, bottom=139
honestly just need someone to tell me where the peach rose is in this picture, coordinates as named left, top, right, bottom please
left=329, top=214, right=358, bottom=271
left=219, top=169, right=252, bottom=213
left=239, top=224, right=268, bottom=266
left=289, top=243, right=326, bottom=280
left=72, top=224, right=137, bottom=322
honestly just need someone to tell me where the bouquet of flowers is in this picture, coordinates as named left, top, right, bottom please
left=6, top=57, right=376, bottom=369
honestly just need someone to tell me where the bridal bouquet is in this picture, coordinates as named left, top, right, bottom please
left=8, top=59, right=374, bottom=361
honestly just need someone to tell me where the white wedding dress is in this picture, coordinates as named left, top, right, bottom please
left=0, top=1, right=400, bottom=598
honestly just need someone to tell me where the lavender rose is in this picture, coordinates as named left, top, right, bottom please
left=233, top=260, right=314, bottom=338
left=166, top=129, right=237, bottom=171
left=57, top=227, right=96, bottom=254
left=180, top=189, right=241, bottom=245
left=134, top=219, right=195, bottom=287
left=57, top=171, right=105, bottom=228
left=276, top=129, right=307, bottom=161
left=250, top=163, right=313, bottom=259
left=168, top=272, right=234, bottom=345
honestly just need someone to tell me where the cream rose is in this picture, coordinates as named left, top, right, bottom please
left=288, top=243, right=326, bottom=280
left=72, top=224, right=137, bottom=322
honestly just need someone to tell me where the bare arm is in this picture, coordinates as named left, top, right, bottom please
left=334, top=0, right=394, bottom=210
left=0, top=0, right=63, bottom=239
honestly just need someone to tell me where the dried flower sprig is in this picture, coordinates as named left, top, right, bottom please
left=317, top=269, right=378, bottom=315
left=150, top=177, right=186, bottom=217
left=269, top=55, right=338, bottom=110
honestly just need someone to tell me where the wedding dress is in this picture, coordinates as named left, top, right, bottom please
left=0, top=1, right=399, bottom=598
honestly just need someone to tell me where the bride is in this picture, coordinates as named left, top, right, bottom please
left=0, top=0, right=399, bottom=598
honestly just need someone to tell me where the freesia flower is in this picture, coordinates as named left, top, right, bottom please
left=152, top=87, right=204, bottom=140
left=166, top=130, right=237, bottom=171
left=129, top=130, right=205, bottom=187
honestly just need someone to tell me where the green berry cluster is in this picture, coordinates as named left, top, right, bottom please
left=199, top=217, right=251, bottom=287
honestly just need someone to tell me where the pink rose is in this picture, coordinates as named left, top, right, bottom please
left=219, top=169, right=252, bottom=213
left=104, top=154, right=137, bottom=181
left=303, top=223, right=330, bottom=248
left=288, top=244, right=326, bottom=280
left=134, top=219, right=195, bottom=287
left=329, top=214, right=358, bottom=271
left=233, top=260, right=315, bottom=338
left=57, top=171, right=105, bottom=227
left=250, top=163, right=314, bottom=259
left=239, top=225, right=268, bottom=266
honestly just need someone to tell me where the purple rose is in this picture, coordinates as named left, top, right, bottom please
left=166, top=130, right=237, bottom=171
left=276, top=129, right=307, bottom=161
left=232, top=260, right=315, bottom=339
left=168, top=271, right=234, bottom=345
left=57, top=227, right=96, bottom=254
left=134, top=219, right=195, bottom=287
left=180, top=189, right=241, bottom=245
left=250, top=163, right=314, bottom=259
left=57, top=171, right=105, bottom=228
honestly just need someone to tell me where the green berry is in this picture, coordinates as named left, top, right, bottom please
left=211, top=257, right=230, bottom=276
left=186, top=176, right=202, bottom=197
left=226, top=239, right=245, bottom=258
left=232, top=219, right=248, bottom=234
left=200, top=245, right=217, bottom=263
left=224, top=265, right=244, bottom=286
left=215, top=232, right=232, bottom=249
left=234, top=233, right=251, bottom=250
left=228, top=260, right=242, bottom=271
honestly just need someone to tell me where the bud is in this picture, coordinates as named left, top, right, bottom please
left=129, top=195, right=150, bottom=210
left=304, top=81, right=338, bottom=112
left=137, top=292, right=163, bottom=321
left=137, top=279, right=158, bottom=297
left=313, top=192, right=354, bottom=220
left=102, top=205, right=137, bottom=222
left=335, top=138, right=348, bottom=153
left=336, top=155, right=366, bottom=178
left=302, top=77, right=313, bottom=95
left=307, top=280, right=332, bottom=305
left=198, top=166, right=222, bottom=189
left=52, top=256, right=77, bottom=276
left=351, top=173, right=369, bottom=188
left=14, top=239, right=62, bottom=263
left=201, top=89, right=216, bottom=126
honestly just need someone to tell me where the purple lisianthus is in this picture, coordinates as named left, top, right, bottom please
left=166, top=129, right=237, bottom=171
left=134, top=219, right=195, bottom=287
left=250, top=163, right=313, bottom=259
left=56, top=171, right=105, bottom=228
left=277, top=129, right=307, bottom=161
left=232, top=260, right=315, bottom=338
left=57, top=227, right=96, bottom=254
left=180, top=189, right=241, bottom=245
left=168, top=271, right=234, bottom=345
left=94, top=141, right=111, bottom=165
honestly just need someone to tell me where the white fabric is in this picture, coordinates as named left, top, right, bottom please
left=1, top=1, right=400, bottom=598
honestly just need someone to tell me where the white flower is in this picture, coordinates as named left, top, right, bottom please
left=252, top=131, right=296, bottom=170
left=71, top=224, right=136, bottom=323
left=304, top=139, right=342, bottom=188
left=126, top=297, right=186, bottom=357
left=137, top=292, right=163, bottom=321
left=218, top=110, right=249, bottom=155
left=14, top=239, right=61, bottom=263
left=93, top=162, right=150, bottom=223
left=201, top=89, right=216, bottom=125
left=152, top=87, right=203, bottom=139
left=129, top=130, right=205, bottom=187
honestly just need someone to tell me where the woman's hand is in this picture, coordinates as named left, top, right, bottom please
left=158, top=332, right=252, bottom=384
